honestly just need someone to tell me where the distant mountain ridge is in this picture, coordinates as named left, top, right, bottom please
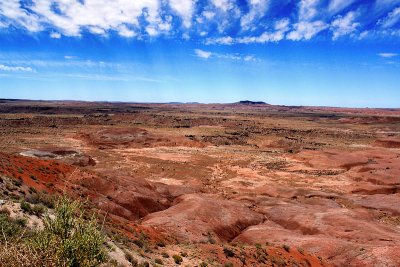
left=236, top=100, right=268, bottom=105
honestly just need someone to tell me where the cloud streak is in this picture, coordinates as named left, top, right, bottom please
left=378, top=52, right=398, bottom=58
left=194, top=49, right=256, bottom=61
left=0, top=64, right=34, bottom=72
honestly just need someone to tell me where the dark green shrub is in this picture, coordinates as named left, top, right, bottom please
left=283, top=244, right=290, bottom=252
left=32, top=196, right=106, bottom=266
left=199, top=262, right=208, bottom=267
left=20, top=201, right=32, bottom=213
left=155, top=258, right=163, bottom=265
left=31, top=203, right=46, bottom=216
left=0, top=212, right=25, bottom=241
left=223, top=247, right=235, bottom=257
left=124, top=251, right=138, bottom=265
left=161, top=252, right=169, bottom=258
left=28, top=186, right=37, bottom=194
left=172, top=254, right=183, bottom=264
left=139, top=261, right=149, bottom=267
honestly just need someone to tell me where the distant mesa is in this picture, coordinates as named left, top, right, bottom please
left=167, top=102, right=200, bottom=104
left=236, top=100, right=268, bottom=105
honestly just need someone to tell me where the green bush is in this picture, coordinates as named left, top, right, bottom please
left=20, top=201, right=32, bottom=213
left=32, top=203, right=46, bottom=216
left=283, top=244, right=290, bottom=252
left=0, top=196, right=106, bottom=267
left=124, top=251, right=138, bottom=266
left=0, top=212, right=25, bottom=241
left=32, top=196, right=106, bottom=267
left=172, top=254, right=183, bottom=265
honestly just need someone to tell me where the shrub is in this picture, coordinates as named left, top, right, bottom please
left=12, top=179, right=22, bottom=187
left=20, top=201, right=32, bottom=213
left=172, top=254, right=183, bottom=265
left=124, top=251, right=138, bottom=266
left=199, top=262, right=208, bottom=267
left=283, top=244, right=290, bottom=252
left=155, top=258, right=163, bottom=265
left=0, top=212, right=25, bottom=241
left=0, top=196, right=106, bottom=267
left=161, top=252, right=169, bottom=258
left=223, top=247, right=235, bottom=257
left=139, top=261, right=149, bottom=267
left=31, top=196, right=106, bottom=266
left=32, top=203, right=46, bottom=216
left=28, top=186, right=37, bottom=194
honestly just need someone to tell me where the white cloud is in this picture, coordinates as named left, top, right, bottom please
left=358, top=30, right=369, bottom=39
left=0, top=0, right=399, bottom=43
left=206, top=18, right=290, bottom=45
left=299, top=0, right=320, bottom=21
left=194, top=49, right=255, bottom=61
left=195, top=49, right=212, bottom=59
left=28, top=0, right=163, bottom=36
left=328, top=0, right=357, bottom=14
left=169, top=0, right=196, bottom=28
left=244, top=55, right=256, bottom=61
left=118, top=25, right=136, bottom=38
left=240, top=0, right=269, bottom=30
left=0, top=0, right=41, bottom=32
left=202, top=11, right=215, bottom=20
left=275, top=18, right=290, bottom=31
left=379, top=7, right=400, bottom=28
left=0, top=64, right=34, bottom=72
left=64, top=55, right=78, bottom=60
left=287, top=21, right=328, bottom=41
left=378, top=52, right=398, bottom=58
left=49, top=32, right=61, bottom=39
left=211, top=0, right=234, bottom=12
left=331, top=11, right=359, bottom=40
left=205, top=36, right=234, bottom=45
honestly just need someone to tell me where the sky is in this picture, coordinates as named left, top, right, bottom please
left=0, top=0, right=400, bottom=107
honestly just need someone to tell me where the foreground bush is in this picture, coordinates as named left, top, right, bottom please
left=0, top=196, right=106, bottom=267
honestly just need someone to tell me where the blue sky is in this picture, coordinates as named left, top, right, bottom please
left=0, top=0, right=400, bottom=107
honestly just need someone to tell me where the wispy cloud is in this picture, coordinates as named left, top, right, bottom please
left=287, top=21, right=328, bottom=41
left=194, top=49, right=256, bottom=61
left=64, top=55, right=78, bottom=60
left=378, top=52, right=398, bottom=58
left=49, top=32, right=61, bottom=39
left=0, top=64, right=34, bottom=72
left=195, top=49, right=212, bottom=59
left=378, top=6, right=400, bottom=28
left=330, top=11, right=360, bottom=40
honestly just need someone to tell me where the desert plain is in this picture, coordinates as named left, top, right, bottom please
left=0, top=99, right=400, bottom=266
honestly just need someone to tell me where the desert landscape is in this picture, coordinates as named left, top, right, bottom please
left=0, top=99, right=399, bottom=266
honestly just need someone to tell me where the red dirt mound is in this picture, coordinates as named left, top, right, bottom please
left=142, top=193, right=264, bottom=243
left=234, top=203, right=400, bottom=266
left=0, top=152, right=74, bottom=193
